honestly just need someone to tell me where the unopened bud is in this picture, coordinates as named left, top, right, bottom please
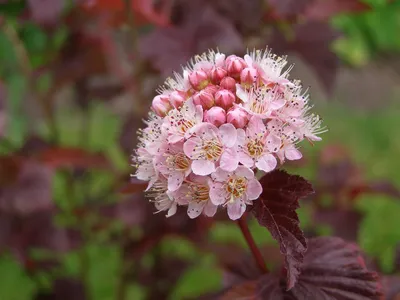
left=204, top=106, right=226, bottom=127
left=169, top=90, right=186, bottom=108
left=193, top=90, right=214, bottom=110
left=226, top=55, right=247, bottom=78
left=151, top=95, right=172, bottom=117
left=189, top=70, right=209, bottom=90
left=220, top=77, right=236, bottom=92
left=215, top=89, right=235, bottom=110
left=227, top=107, right=248, bottom=128
left=210, top=67, right=227, bottom=84
left=240, top=67, right=258, bottom=85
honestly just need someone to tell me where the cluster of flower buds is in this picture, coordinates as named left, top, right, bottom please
left=133, top=49, right=325, bottom=220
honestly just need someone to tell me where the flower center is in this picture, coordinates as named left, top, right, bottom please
left=168, top=153, right=190, bottom=170
left=247, top=139, right=264, bottom=158
left=177, top=119, right=195, bottom=133
left=190, top=185, right=210, bottom=203
left=226, top=177, right=247, bottom=198
left=202, top=140, right=222, bottom=161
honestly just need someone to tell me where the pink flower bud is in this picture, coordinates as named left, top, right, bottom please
left=210, top=67, right=227, bottom=84
left=169, top=90, right=186, bottom=108
left=151, top=95, right=172, bottom=117
left=215, top=89, right=236, bottom=110
left=240, top=67, right=258, bottom=85
left=226, top=55, right=247, bottom=77
left=189, top=70, right=209, bottom=90
left=220, top=77, right=237, bottom=92
left=193, top=90, right=214, bottom=110
left=227, top=107, right=248, bottom=128
left=204, top=106, right=226, bottom=127
left=204, top=85, right=219, bottom=95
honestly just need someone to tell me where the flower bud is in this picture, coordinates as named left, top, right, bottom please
left=215, top=89, right=235, bottom=110
left=220, top=77, right=236, bottom=92
left=189, top=70, right=209, bottom=90
left=210, top=66, right=227, bottom=84
left=227, top=107, right=249, bottom=128
left=240, top=67, right=258, bottom=85
left=193, top=90, right=214, bottom=110
left=151, top=95, right=172, bottom=117
left=226, top=55, right=246, bottom=78
left=204, top=106, right=226, bottom=127
left=169, top=90, right=186, bottom=108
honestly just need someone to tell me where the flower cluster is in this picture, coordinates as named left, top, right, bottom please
left=133, top=49, right=325, bottom=220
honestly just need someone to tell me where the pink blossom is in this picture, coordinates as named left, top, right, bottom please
left=236, top=116, right=278, bottom=172
left=175, top=175, right=217, bottom=219
left=155, top=142, right=192, bottom=191
left=163, top=99, right=203, bottom=144
left=226, top=55, right=247, bottom=78
left=204, top=106, right=226, bottom=127
left=211, top=67, right=227, bottom=84
left=148, top=178, right=178, bottom=217
left=189, top=70, right=209, bottom=90
left=183, top=123, right=238, bottom=175
left=193, top=89, right=214, bottom=109
left=220, top=76, right=236, bottom=92
left=133, top=147, right=158, bottom=191
left=227, top=107, right=248, bottom=129
left=209, top=166, right=262, bottom=220
left=240, top=67, right=258, bottom=86
left=169, top=90, right=187, bottom=109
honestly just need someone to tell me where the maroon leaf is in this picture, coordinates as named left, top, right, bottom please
left=251, top=169, right=313, bottom=289
left=139, top=0, right=243, bottom=76
left=266, top=0, right=310, bottom=17
left=37, top=147, right=112, bottom=170
left=221, top=237, right=382, bottom=299
left=271, top=21, right=340, bottom=94
left=382, top=275, right=400, bottom=300
left=305, top=0, right=371, bottom=21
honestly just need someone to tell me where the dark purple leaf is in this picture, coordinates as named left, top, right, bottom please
left=221, top=237, right=382, bottom=300
left=313, top=208, right=362, bottom=242
left=382, top=275, right=400, bottom=300
left=251, top=169, right=313, bottom=289
left=266, top=0, right=310, bottom=17
left=28, top=0, right=65, bottom=26
left=304, top=0, right=371, bottom=20
left=35, top=278, right=86, bottom=300
left=0, top=157, right=53, bottom=216
left=139, top=0, right=243, bottom=75
left=271, top=21, right=340, bottom=94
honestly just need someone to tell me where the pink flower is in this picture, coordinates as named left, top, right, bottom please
left=147, top=178, right=178, bottom=218
left=183, top=123, right=238, bottom=175
left=133, top=147, right=158, bottom=191
left=220, top=76, right=236, bottom=92
left=240, top=67, right=258, bottom=86
left=189, top=70, right=209, bottom=90
left=227, top=107, right=248, bottom=129
left=175, top=175, right=217, bottom=219
left=236, top=85, right=286, bottom=119
left=267, top=123, right=302, bottom=163
left=163, top=99, right=203, bottom=144
left=236, top=116, right=278, bottom=172
left=169, top=90, right=187, bottom=109
left=211, top=66, right=227, bottom=84
left=155, top=142, right=192, bottom=191
left=152, top=95, right=172, bottom=117
left=204, top=106, right=226, bottom=127
left=226, top=55, right=247, bottom=77
left=209, top=166, right=262, bottom=220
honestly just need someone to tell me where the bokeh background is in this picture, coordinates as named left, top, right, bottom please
left=1, top=0, right=400, bottom=299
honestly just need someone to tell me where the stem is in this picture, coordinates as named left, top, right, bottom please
left=237, top=214, right=268, bottom=274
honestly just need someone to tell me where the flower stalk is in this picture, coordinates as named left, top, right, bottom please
left=237, top=213, right=268, bottom=274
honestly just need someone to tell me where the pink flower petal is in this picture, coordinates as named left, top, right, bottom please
left=167, top=171, right=185, bottom=192
left=211, top=167, right=230, bottom=181
left=244, top=54, right=253, bottom=66
left=255, top=153, right=277, bottom=173
left=183, top=138, right=199, bottom=158
left=271, top=98, right=286, bottom=110
left=227, top=200, right=246, bottom=220
left=209, top=183, right=227, bottom=205
left=285, top=147, right=302, bottom=160
left=234, top=165, right=254, bottom=179
left=236, top=85, right=249, bottom=102
left=247, top=116, right=266, bottom=138
left=187, top=201, right=206, bottom=219
left=219, top=123, right=237, bottom=148
left=168, top=134, right=184, bottom=144
left=220, top=147, right=239, bottom=172
left=236, top=128, right=246, bottom=145
left=238, top=151, right=254, bottom=168
left=266, top=134, right=281, bottom=153
left=246, top=178, right=262, bottom=200
left=204, top=201, right=218, bottom=217
left=192, top=159, right=216, bottom=175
